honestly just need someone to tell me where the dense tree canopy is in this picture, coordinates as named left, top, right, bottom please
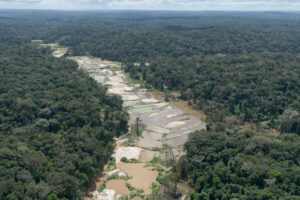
left=180, top=130, right=300, bottom=199
left=37, top=11, right=300, bottom=133
left=1, top=10, right=300, bottom=200
left=0, top=43, right=128, bottom=199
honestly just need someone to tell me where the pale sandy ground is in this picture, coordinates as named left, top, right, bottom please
left=40, top=43, right=68, bottom=58
left=146, top=124, right=170, bottom=134
left=112, top=147, right=143, bottom=163
left=92, top=189, right=115, bottom=200
left=167, top=114, right=180, bottom=118
left=166, top=121, right=186, bottom=128
left=107, top=169, right=126, bottom=177
left=137, top=131, right=163, bottom=148
left=62, top=55, right=206, bottom=199
left=141, top=99, right=159, bottom=104
left=42, top=45, right=206, bottom=199
left=52, top=48, right=68, bottom=57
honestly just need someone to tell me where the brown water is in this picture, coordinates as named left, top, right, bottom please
left=106, top=179, right=130, bottom=195
left=43, top=44, right=205, bottom=199
left=117, top=163, right=158, bottom=195
left=71, top=56, right=206, bottom=199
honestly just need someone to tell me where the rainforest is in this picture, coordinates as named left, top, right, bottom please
left=0, top=10, right=300, bottom=200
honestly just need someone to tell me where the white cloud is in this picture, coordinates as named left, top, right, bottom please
left=0, top=0, right=299, bottom=10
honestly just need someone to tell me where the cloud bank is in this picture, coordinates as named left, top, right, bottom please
left=0, top=0, right=300, bottom=10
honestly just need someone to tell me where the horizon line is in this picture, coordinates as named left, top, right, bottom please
left=1, top=8, right=300, bottom=12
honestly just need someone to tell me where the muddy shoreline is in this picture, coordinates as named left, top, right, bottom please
left=70, top=55, right=205, bottom=200
left=42, top=43, right=205, bottom=200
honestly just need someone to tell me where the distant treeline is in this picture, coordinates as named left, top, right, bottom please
left=1, top=11, right=300, bottom=200
left=39, top=12, right=300, bottom=134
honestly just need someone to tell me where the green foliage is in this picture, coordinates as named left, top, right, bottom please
left=105, top=174, right=120, bottom=182
left=36, top=11, right=300, bottom=133
left=183, top=130, right=300, bottom=199
left=126, top=183, right=135, bottom=191
left=156, top=172, right=169, bottom=187
left=0, top=43, right=128, bottom=199
left=151, top=182, right=160, bottom=195
left=150, top=156, right=161, bottom=164
left=2, top=10, right=300, bottom=199
left=120, top=157, right=139, bottom=163
left=106, top=158, right=116, bottom=172
left=47, top=194, right=58, bottom=200
left=121, top=157, right=129, bottom=163
left=153, top=165, right=165, bottom=172
left=97, top=184, right=106, bottom=192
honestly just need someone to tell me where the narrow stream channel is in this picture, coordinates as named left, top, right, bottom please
left=44, top=44, right=205, bottom=200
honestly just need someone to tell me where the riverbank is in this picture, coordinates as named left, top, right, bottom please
left=70, top=55, right=205, bottom=200
left=41, top=43, right=206, bottom=200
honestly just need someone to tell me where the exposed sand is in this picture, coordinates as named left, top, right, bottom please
left=108, top=88, right=125, bottom=95
left=93, top=189, right=115, bottom=200
left=40, top=43, right=68, bottom=58
left=141, top=99, right=159, bottom=104
left=49, top=53, right=207, bottom=199
left=106, top=179, right=130, bottom=195
left=123, top=94, right=140, bottom=101
left=167, top=114, right=179, bottom=118
left=113, top=147, right=142, bottom=163
left=124, top=87, right=134, bottom=92
left=117, top=163, right=158, bottom=194
left=149, top=112, right=159, bottom=117
left=107, top=169, right=126, bottom=177
left=146, top=124, right=170, bottom=134
left=53, top=48, right=68, bottom=57
left=166, top=121, right=186, bottom=128
left=137, top=131, right=163, bottom=148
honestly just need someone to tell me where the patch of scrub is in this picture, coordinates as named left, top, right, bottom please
left=131, top=197, right=143, bottom=200
left=166, top=121, right=186, bottom=128
left=106, top=179, right=130, bottom=195
left=117, top=163, right=158, bottom=194
left=113, top=147, right=142, bottom=163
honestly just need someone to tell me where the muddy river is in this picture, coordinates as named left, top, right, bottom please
left=43, top=43, right=205, bottom=200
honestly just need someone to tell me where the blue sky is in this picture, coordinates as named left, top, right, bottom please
left=0, top=0, right=300, bottom=10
